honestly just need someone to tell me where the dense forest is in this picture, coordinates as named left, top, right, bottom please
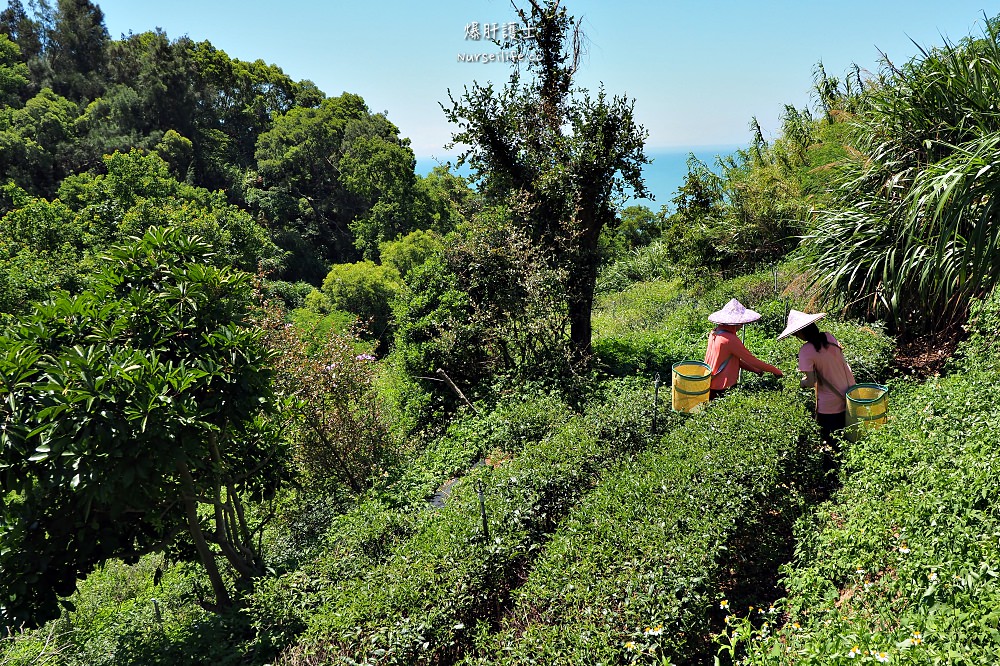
left=3, top=0, right=1000, bottom=664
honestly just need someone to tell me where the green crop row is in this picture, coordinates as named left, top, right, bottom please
left=461, top=386, right=819, bottom=665
left=255, top=379, right=668, bottom=665
left=729, top=363, right=1000, bottom=663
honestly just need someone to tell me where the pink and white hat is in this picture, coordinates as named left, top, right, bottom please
left=708, top=299, right=761, bottom=325
left=777, top=310, right=827, bottom=339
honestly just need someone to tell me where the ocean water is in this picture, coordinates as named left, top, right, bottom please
left=415, top=146, right=737, bottom=211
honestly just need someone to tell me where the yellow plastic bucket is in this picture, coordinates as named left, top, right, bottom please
left=845, top=383, right=889, bottom=441
left=672, top=360, right=712, bottom=413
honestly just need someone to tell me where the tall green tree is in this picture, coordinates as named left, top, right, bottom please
left=444, top=0, right=649, bottom=358
left=0, top=227, right=284, bottom=628
left=44, top=0, right=108, bottom=101
left=0, top=86, right=77, bottom=194
left=0, top=33, right=28, bottom=104
left=251, top=93, right=427, bottom=275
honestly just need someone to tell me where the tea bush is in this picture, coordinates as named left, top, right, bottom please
left=729, top=365, right=1000, bottom=665
left=592, top=268, right=894, bottom=387
left=464, top=388, right=818, bottom=665
left=265, top=379, right=663, bottom=664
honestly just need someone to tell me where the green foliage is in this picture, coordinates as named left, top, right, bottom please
left=596, top=239, right=677, bottom=294
left=250, top=94, right=428, bottom=272
left=0, top=34, right=29, bottom=104
left=262, top=303, right=395, bottom=495
left=804, top=20, right=1000, bottom=333
left=154, top=129, right=194, bottom=180
left=0, top=194, right=90, bottom=312
left=732, top=363, right=1000, bottom=665
left=263, top=379, right=660, bottom=664
left=0, top=227, right=283, bottom=628
left=659, top=155, right=727, bottom=270
left=413, top=164, right=476, bottom=235
left=260, top=279, right=313, bottom=310
left=58, top=150, right=283, bottom=273
left=340, top=128, right=421, bottom=260
left=0, top=87, right=77, bottom=194
left=320, top=259, right=401, bottom=346
left=600, top=204, right=663, bottom=263
left=444, top=0, right=649, bottom=356
left=390, top=208, right=576, bottom=427
left=379, top=228, right=443, bottom=279
left=952, top=287, right=1000, bottom=372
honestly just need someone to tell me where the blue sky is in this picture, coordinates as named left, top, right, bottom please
left=94, top=1, right=990, bottom=159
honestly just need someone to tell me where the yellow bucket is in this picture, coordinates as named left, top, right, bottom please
left=671, top=360, right=712, bottom=413
left=845, top=383, right=889, bottom=441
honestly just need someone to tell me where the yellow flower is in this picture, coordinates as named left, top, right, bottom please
left=912, top=631, right=923, bottom=645
left=848, top=646, right=860, bottom=659
left=625, top=641, right=637, bottom=651
left=875, top=651, right=890, bottom=663
left=720, top=599, right=729, bottom=609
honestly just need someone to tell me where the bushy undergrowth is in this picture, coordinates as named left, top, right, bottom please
left=463, top=387, right=819, bottom=665
left=3, top=261, right=897, bottom=665
left=0, top=555, right=254, bottom=666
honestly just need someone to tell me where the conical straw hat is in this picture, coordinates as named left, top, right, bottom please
left=707, top=299, right=761, bottom=325
left=777, top=309, right=827, bottom=339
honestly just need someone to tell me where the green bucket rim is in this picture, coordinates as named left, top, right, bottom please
left=846, top=383, right=888, bottom=405
left=672, top=360, right=712, bottom=382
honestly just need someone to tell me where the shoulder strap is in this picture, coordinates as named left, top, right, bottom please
left=711, top=327, right=733, bottom=376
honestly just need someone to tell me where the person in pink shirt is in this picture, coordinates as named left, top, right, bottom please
left=778, top=310, right=856, bottom=445
left=704, top=299, right=783, bottom=400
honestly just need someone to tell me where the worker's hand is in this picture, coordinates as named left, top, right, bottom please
left=773, top=369, right=784, bottom=378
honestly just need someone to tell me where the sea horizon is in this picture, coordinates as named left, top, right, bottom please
left=415, top=145, right=739, bottom=211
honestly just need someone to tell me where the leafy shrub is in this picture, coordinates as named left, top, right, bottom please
left=0, top=227, right=281, bottom=628
left=262, top=280, right=314, bottom=310
left=379, top=228, right=443, bottom=278
left=390, top=209, right=576, bottom=428
left=597, top=240, right=677, bottom=294
left=320, top=260, right=401, bottom=347
left=262, top=304, right=395, bottom=495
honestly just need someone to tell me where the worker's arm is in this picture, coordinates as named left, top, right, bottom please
left=800, top=371, right=816, bottom=389
left=728, top=337, right=783, bottom=377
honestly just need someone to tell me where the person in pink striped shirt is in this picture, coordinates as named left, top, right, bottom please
left=778, top=310, right=856, bottom=445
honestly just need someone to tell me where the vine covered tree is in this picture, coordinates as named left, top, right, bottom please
left=444, top=0, right=649, bottom=358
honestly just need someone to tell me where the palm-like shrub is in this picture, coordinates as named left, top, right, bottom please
left=806, top=16, right=1000, bottom=333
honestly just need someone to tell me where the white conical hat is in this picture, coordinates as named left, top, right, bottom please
left=777, top=309, right=827, bottom=339
left=707, top=299, right=761, bottom=325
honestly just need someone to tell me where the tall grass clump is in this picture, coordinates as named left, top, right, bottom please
left=805, top=17, right=1000, bottom=333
